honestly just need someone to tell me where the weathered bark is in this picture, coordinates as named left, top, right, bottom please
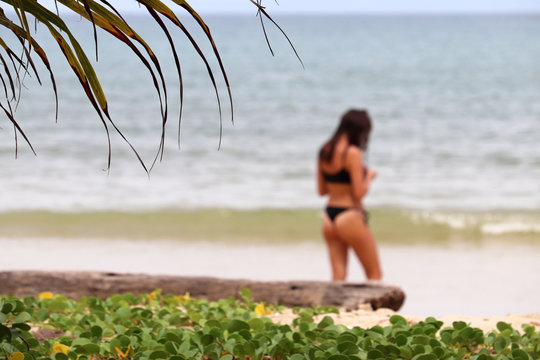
left=0, top=271, right=405, bottom=311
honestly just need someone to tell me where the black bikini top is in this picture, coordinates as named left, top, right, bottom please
left=321, top=147, right=354, bottom=183
left=322, top=168, right=351, bottom=183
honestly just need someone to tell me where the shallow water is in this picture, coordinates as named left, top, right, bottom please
left=2, top=15, right=540, bottom=212
left=1, top=237, right=538, bottom=318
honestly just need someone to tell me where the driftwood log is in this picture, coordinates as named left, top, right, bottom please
left=0, top=271, right=405, bottom=311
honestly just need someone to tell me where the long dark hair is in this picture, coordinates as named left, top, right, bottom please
left=319, top=109, right=372, bottom=163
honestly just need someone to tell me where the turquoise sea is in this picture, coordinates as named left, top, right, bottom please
left=1, top=13, right=539, bottom=316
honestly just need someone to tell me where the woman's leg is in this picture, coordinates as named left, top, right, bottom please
left=322, top=214, right=348, bottom=281
left=335, top=211, right=382, bottom=280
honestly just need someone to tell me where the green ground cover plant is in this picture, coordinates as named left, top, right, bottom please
left=1, top=289, right=538, bottom=360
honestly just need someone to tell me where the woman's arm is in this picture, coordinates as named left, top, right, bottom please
left=317, top=160, right=328, bottom=196
left=348, top=147, right=376, bottom=203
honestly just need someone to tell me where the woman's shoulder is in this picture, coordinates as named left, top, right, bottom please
left=345, top=145, right=363, bottom=158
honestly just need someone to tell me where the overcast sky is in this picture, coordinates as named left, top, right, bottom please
left=172, top=0, right=540, bottom=14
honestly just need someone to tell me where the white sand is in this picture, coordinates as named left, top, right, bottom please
left=267, top=305, right=540, bottom=333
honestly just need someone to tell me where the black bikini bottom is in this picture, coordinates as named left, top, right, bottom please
left=325, top=206, right=369, bottom=225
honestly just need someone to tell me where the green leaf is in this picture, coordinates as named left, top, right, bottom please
left=511, top=349, right=529, bottom=360
left=0, top=324, right=11, bottom=342
left=1, top=302, right=13, bottom=314
left=317, top=316, right=334, bottom=329
left=226, top=319, right=249, bottom=333
left=200, top=334, right=214, bottom=346
left=240, top=288, right=252, bottom=303
left=336, top=341, right=358, bottom=355
left=247, top=318, right=265, bottom=331
left=48, top=298, right=67, bottom=312
left=53, top=353, right=68, bottom=360
left=149, top=350, right=168, bottom=359
left=412, top=354, right=437, bottom=360
left=326, top=355, right=349, bottom=360
left=337, top=332, right=357, bottom=344
left=164, top=341, right=179, bottom=354
left=289, top=354, right=305, bottom=360
left=496, top=321, right=512, bottom=332
left=90, top=325, right=102, bottom=339
left=411, top=335, right=430, bottom=345
left=82, top=344, right=100, bottom=355
left=366, top=349, right=384, bottom=359
left=115, top=307, right=131, bottom=319
left=394, top=333, right=408, bottom=346
left=390, top=315, right=407, bottom=326
left=12, top=323, right=31, bottom=331
left=493, top=336, right=509, bottom=353
left=12, top=312, right=31, bottom=323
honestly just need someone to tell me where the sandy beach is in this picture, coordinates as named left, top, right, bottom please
left=268, top=306, right=540, bottom=333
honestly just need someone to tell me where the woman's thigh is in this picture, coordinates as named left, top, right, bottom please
left=334, top=209, right=381, bottom=279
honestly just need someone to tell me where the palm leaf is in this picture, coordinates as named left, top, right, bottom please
left=249, top=0, right=304, bottom=68
left=139, top=0, right=228, bottom=149
left=0, top=0, right=301, bottom=170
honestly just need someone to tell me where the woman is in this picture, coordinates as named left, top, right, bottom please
left=317, top=109, right=382, bottom=281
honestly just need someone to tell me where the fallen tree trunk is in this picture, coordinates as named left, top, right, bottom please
left=0, top=271, right=405, bottom=311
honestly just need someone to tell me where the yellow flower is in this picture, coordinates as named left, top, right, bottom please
left=38, top=292, right=53, bottom=299
left=115, top=345, right=131, bottom=358
left=8, top=352, right=24, bottom=360
left=254, top=303, right=270, bottom=316
left=148, top=289, right=161, bottom=302
left=52, top=342, right=71, bottom=354
left=175, top=292, right=190, bottom=304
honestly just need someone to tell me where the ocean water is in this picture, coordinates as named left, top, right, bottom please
left=1, top=13, right=539, bottom=315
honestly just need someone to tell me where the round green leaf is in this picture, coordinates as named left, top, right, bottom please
left=226, top=319, right=249, bottom=333
left=337, top=341, right=358, bottom=355
left=200, top=334, right=214, bottom=346
left=367, top=349, right=384, bottom=359
left=413, top=354, right=437, bottom=360
left=337, top=332, right=357, bottom=344
left=36, top=309, right=49, bottom=321
left=1, top=303, right=13, bottom=314
left=114, top=307, right=131, bottom=319
left=511, top=349, right=529, bottom=360
left=326, top=355, right=349, bottom=360
left=493, top=336, right=509, bottom=353
left=13, top=312, right=31, bottom=323
left=389, top=315, right=407, bottom=326
left=247, top=318, right=265, bottom=331
left=149, top=350, right=168, bottom=359
left=0, top=324, right=12, bottom=342
left=399, top=346, right=413, bottom=358
left=53, top=353, right=68, bottom=360
left=289, top=354, right=305, bottom=360
left=90, top=326, right=102, bottom=339
left=317, top=316, right=334, bottom=329
left=496, top=321, right=512, bottom=332
left=164, top=341, right=178, bottom=354
left=12, top=323, right=31, bottom=331
left=396, top=334, right=408, bottom=346
left=82, top=344, right=100, bottom=355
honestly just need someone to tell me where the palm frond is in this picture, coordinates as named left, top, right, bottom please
left=0, top=0, right=301, bottom=171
